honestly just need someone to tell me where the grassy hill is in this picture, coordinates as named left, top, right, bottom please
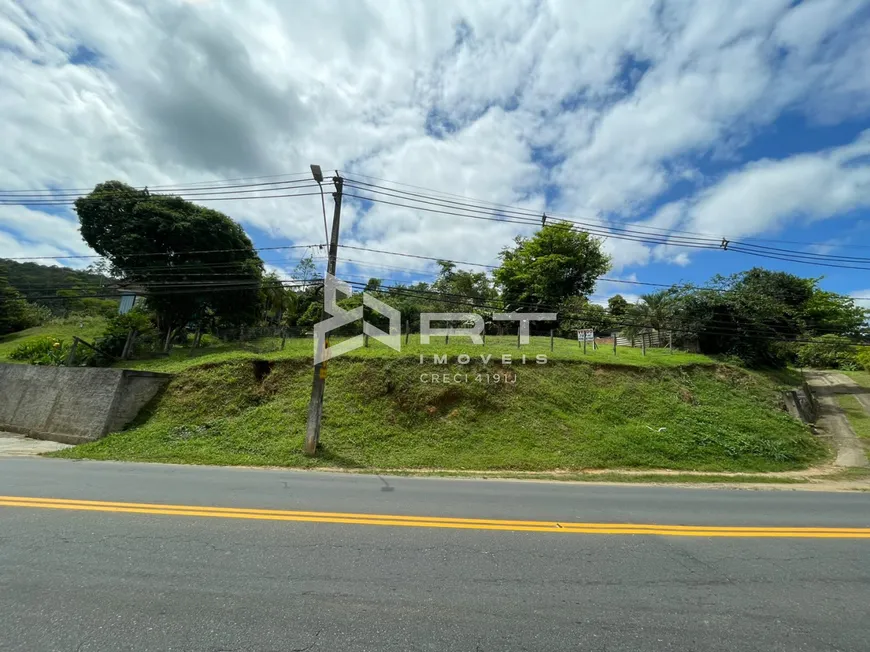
left=52, top=349, right=826, bottom=473
left=0, top=316, right=107, bottom=361
left=117, top=333, right=713, bottom=373
left=4, top=321, right=824, bottom=473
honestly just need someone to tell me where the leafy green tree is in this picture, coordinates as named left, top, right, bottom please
left=2, top=258, right=109, bottom=314
left=558, top=296, right=612, bottom=336
left=0, top=263, right=47, bottom=334
left=633, top=290, right=677, bottom=332
left=432, top=261, right=496, bottom=302
left=677, top=269, right=818, bottom=367
left=607, top=294, right=629, bottom=317
left=796, top=334, right=859, bottom=370
left=75, top=181, right=264, bottom=333
left=801, top=290, right=868, bottom=339
left=296, top=301, right=323, bottom=334
left=292, top=252, right=319, bottom=289
left=430, top=261, right=498, bottom=323
left=494, top=225, right=611, bottom=316
left=261, top=272, right=297, bottom=325
left=364, top=278, right=383, bottom=293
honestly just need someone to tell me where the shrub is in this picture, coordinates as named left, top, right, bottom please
left=857, top=348, right=870, bottom=373
left=796, top=335, right=858, bottom=369
left=198, top=333, right=222, bottom=348
left=0, top=300, right=51, bottom=335
left=95, top=310, right=157, bottom=359
left=9, top=337, right=70, bottom=366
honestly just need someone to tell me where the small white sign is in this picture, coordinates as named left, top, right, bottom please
left=577, top=329, right=595, bottom=342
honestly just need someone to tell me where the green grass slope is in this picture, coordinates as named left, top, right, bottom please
left=52, top=357, right=827, bottom=472
left=0, top=317, right=106, bottom=362
left=117, top=334, right=713, bottom=374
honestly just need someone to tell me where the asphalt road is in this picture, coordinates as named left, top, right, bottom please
left=1, top=458, right=869, bottom=651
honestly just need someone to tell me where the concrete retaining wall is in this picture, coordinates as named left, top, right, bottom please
left=0, top=364, right=171, bottom=444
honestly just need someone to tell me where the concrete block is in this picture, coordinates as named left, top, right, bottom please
left=0, top=364, right=171, bottom=444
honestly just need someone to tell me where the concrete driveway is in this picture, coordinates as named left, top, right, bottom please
left=0, top=432, right=71, bottom=457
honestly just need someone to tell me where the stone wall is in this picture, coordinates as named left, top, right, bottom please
left=0, top=364, right=170, bottom=444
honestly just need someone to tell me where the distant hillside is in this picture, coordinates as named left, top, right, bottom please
left=1, top=259, right=116, bottom=312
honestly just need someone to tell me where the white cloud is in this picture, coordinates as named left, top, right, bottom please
left=690, top=131, right=870, bottom=237
left=631, top=129, right=870, bottom=267
left=850, top=289, right=870, bottom=310
left=0, top=206, right=91, bottom=255
left=1, top=0, right=870, bottom=278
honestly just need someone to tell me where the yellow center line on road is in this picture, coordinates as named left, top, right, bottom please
left=1, top=496, right=869, bottom=538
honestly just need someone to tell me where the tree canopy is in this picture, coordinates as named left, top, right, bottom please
left=607, top=294, right=629, bottom=317
left=75, top=181, right=265, bottom=329
left=0, top=262, right=46, bottom=335
left=662, top=268, right=868, bottom=367
left=494, top=224, right=611, bottom=315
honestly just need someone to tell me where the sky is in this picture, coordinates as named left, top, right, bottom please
left=2, top=0, right=870, bottom=308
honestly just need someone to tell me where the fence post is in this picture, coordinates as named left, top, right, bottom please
left=583, top=337, right=586, bottom=355
left=364, top=333, right=369, bottom=347
left=187, top=326, right=201, bottom=358
left=550, top=329, right=554, bottom=352
left=65, top=337, right=79, bottom=366
left=405, top=320, right=410, bottom=346
left=642, top=333, right=646, bottom=356
left=613, top=333, right=617, bottom=356
left=517, top=330, right=520, bottom=349
left=127, top=330, right=138, bottom=360
left=669, top=330, right=673, bottom=354
left=593, top=337, right=597, bottom=351
left=121, top=329, right=134, bottom=360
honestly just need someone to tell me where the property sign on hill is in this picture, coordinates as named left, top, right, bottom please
left=577, top=329, right=595, bottom=342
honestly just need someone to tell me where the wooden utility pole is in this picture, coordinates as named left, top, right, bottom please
left=304, top=175, right=343, bottom=456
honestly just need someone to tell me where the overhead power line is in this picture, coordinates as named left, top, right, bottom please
left=0, top=171, right=317, bottom=195
left=3, top=243, right=323, bottom=262
left=341, top=175, right=870, bottom=269
left=0, top=186, right=328, bottom=207
left=0, top=279, right=320, bottom=303
left=332, top=244, right=870, bottom=300
left=7, top=241, right=869, bottom=303
left=344, top=177, right=725, bottom=246
left=1, top=274, right=854, bottom=342
left=344, top=172, right=870, bottom=251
